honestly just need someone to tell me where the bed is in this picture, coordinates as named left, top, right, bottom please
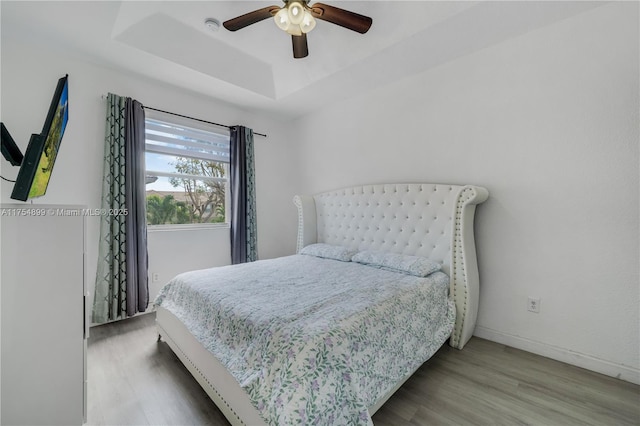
left=154, top=183, right=488, bottom=425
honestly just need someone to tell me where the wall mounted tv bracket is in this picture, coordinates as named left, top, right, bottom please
left=1, top=122, right=24, bottom=166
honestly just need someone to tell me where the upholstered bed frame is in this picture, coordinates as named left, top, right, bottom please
left=156, top=183, right=488, bottom=425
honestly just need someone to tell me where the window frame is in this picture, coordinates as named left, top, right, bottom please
left=144, top=110, right=231, bottom=229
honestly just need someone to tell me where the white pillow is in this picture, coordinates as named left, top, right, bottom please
left=352, top=250, right=441, bottom=277
left=299, top=243, right=357, bottom=262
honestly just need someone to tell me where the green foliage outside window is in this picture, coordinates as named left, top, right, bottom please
left=146, top=194, right=176, bottom=225
left=146, top=157, right=226, bottom=225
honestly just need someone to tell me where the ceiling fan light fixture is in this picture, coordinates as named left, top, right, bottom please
left=300, top=10, right=316, bottom=33
left=287, top=1, right=305, bottom=25
left=276, top=3, right=312, bottom=36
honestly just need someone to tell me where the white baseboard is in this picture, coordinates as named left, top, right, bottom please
left=474, top=326, right=640, bottom=385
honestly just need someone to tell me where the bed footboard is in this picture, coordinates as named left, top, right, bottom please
left=156, top=307, right=266, bottom=426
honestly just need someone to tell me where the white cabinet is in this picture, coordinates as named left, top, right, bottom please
left=1, top=205, right=87, bottom=425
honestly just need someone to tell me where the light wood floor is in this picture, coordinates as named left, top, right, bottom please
left=87, top=313, right=639, bottom=425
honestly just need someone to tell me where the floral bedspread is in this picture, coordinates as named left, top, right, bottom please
left=154, top=254, right=455, bottom=425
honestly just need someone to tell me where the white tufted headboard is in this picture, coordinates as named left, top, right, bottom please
left=293, top=183, right=488, bottom=349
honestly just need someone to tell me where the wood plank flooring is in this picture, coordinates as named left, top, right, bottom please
left=87, top=313, right=639, bottom=425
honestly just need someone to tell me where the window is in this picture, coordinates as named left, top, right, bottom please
left=144, top=112, right=230, bottom=227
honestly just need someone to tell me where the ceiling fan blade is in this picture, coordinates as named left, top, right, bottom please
left=223, top=6, right=281, bottom=31
left=309, top=3, right=372, bottom=34
left=292, top=34, right=309, bottom=58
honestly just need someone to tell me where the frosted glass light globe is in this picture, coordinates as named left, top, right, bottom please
left=288, top=1, right=305, bottom=25
left=274, top=8, right=290, bottom=31
left=300, top=10, right=316, bottom=33
left=286, top=24, right=302, bottom=36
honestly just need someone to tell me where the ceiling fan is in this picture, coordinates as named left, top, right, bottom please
left=223, top=1, right=372, bottom=59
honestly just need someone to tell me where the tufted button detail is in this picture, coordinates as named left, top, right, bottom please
left=307, top=184, right=478, bottom=287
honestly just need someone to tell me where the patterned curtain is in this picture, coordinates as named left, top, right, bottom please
left=230, top=126, right=257, bottom=264
left=92, top=93, right=148, bottom=323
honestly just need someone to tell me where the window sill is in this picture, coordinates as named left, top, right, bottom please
left=147, top=223, right=230, bottom=232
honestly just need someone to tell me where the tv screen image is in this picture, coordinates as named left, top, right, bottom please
left=29, top=79, right=69, bottom=198
left=10, top=75, right=69, bottom=201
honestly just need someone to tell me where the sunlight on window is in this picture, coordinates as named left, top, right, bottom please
left=144, top=116, right=230, bottom=226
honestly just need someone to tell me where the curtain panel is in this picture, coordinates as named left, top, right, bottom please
left=93, top=93, right=148, bottom=324
left=230, top=126, right=257, bottom=264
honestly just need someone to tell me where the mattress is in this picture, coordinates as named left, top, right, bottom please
left=154, top=254, right=455, bottom=425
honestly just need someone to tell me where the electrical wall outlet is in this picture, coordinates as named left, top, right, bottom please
left=527, top=297, right=541, bottom=313
left=152, top=273, right=159, bottom=283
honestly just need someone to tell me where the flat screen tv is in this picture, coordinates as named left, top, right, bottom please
left=10, top=75, right=69, bottom=201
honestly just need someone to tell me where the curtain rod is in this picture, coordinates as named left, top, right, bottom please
left=101, top=95, right=267, bottom=138
left=144, top=106, right=268, bottom=138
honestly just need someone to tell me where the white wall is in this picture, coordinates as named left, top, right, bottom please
left=0, top=38, right=300, bottom=309
left=290, top=3, right=639, bottom=383
left=146, top=227, right=231, bottom=301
